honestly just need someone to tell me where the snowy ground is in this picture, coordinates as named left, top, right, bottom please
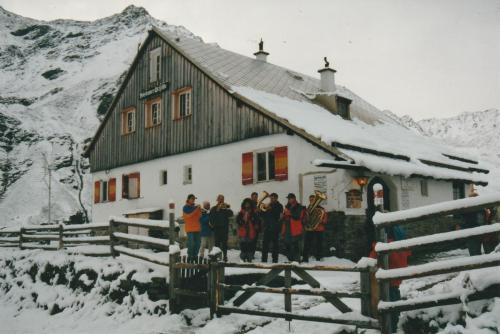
left=1, top=247, right=500, bottom=333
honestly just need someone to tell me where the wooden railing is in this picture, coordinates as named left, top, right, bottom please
left=373, top=193, right=500, bottom=334
left=0, top=223, right=109, bottom=251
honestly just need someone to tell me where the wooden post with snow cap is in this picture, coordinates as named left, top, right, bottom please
left=373, top=183, right=392, bottom=333
left=109, top=218, right=116, bottom=258
left=19, top=227, right=24, bottom=250
left=208, top=247, right=222, bottom=319
left=169, top=200, right=175, bottom=246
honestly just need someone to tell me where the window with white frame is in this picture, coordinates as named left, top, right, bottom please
left=256, top=150, right=275, bottom=182
left=149, top=47, right=161, bottom=83
left=121, top=107, right=136, bottom=135
left=172, top=87, right=192, bottom=120
left=145, top=97, right=161, bottom=128
left=183, top=165, right=192, bottom=185
left=420, top=179, right=429, bottom=197
left=160, top=170, right=168, bottom=185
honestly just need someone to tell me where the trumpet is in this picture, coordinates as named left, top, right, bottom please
left=257, top=191, right=271, bottom=212
left=217, top=202, right=230, bottom=210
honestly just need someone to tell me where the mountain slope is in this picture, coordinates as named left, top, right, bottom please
left=0, top=5, right=194, bottom=226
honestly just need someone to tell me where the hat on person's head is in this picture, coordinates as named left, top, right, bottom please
left=187, top=194, right=197, bottom=200
left=270, top=193, right=278, bottom=198
left=286, top=193, right=296, bottom=199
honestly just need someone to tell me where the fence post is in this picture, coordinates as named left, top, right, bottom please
left=208, top=251, right=220, bottom=319
left=109, top=219, right=116, bottom=258
left=169, top=201, right=176, bottom=246
left=169, top=249, right=180, bottom=313
left=377, top=227, right=392, bottom=334
left=58, top=224, right=64, bottom=250
left=19, top=227, right=24, bottom=250
left=284, top=267, right=292, bottom=321
left=360, top=263, right=377, bottom=318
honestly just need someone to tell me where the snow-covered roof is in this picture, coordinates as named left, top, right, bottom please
left=85, top=26, right=488, bottom=185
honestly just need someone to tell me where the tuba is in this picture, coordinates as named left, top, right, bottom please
left=256, top=191, right=270, bottom=212
left=305, top=190, right=327, bottom=231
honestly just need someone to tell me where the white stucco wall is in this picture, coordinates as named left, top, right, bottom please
left=91, top=133, right=458, bottom=223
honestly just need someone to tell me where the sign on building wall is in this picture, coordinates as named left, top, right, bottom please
left=139, top=82, right=169, bottom=99
left=313, top=175, right=328, bottom=205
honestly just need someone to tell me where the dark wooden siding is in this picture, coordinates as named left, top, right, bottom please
left=89, top=35, right=285, bottom=172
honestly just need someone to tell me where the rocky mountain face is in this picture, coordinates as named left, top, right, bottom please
left=0, top=5, right=194, bottom=226
left=0, top=5, right=497, bottom=227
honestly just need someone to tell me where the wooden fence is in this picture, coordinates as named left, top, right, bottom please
left=0, top=223, right=109, bottom=251
left=373, top=194, right=500, bottom=334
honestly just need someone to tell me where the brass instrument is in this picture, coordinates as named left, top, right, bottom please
left=305, top=190, right=327, bottom=231
left=256, top=191, right=270, bottom=212
left=217, top=202, right=230, bottom=210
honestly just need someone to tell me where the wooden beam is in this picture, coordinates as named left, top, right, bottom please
left=220, top=284, right=361, bottom=298
left=114, top=246, right=169, bottom=267
left=378, top=284, right=500, bottom=314
left=232, top=268, right=282, bottom=307
left=217, top=306, right=380, bottom=329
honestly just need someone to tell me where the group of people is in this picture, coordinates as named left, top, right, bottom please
left=181, top=191, right=328, bottom=263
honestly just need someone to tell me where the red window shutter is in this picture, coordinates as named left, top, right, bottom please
left=274, top=146, right=288, bottom=181
left=94, top=181, right=100, bottom=204
left=122, top=174, right=129, bottom=199
left=242, top=152, right=254, bottom=185
left=108, top=178, right=116, bottom=202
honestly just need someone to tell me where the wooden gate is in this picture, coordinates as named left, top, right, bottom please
left=207, top=252, right=379, bottom=330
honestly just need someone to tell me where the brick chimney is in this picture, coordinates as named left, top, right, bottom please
left=254, top=38, right=269, bottom=62
left=318, top=57, right=336, bottom=92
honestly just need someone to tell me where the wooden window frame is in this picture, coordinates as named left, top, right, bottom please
left=172, top=87, right=192, bottom=120
left=420, top=179, right=429, bottom=197
left=346, top=189, right=363, bottom=209
left=145, top=96, right=162, bottom=128
left=149, top=47, right=162, bottom=84
left=122, top=172, right=140, bottom=199
left=121, top=107, right=136, bottom=135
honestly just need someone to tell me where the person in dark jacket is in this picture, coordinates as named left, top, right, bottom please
left=282, top=193, right=306, bottom=262
left=302, top=194, right=328, bottom=262
left=209, top=194, right=233, bottom=262
left=199, top=201, right=214, bottom=258
left=236, top=198, right=260, bottom=262
left=260, top=193, right=284, bottom=263
left=250, top=192, right=260, bottom=260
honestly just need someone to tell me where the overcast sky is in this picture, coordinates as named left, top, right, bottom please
left=1, top=0, right=499, bottom=120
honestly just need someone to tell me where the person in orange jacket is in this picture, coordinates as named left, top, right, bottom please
left=302, top=194, right=328, bottom=262
left=369, top=225, right=411, bottom=330
left=236, top=198, right=260, bottom=262
left=282, top=193, right=306, bottom=262
left=182, top=194, right=202, bottom=261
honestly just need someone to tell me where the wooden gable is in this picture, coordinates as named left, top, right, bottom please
left=88, top=32, right=286, bottom=172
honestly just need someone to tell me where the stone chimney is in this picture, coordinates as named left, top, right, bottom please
left=318, top=57, right=336, bottom=92
left=254, top=38, right=269, bottom=62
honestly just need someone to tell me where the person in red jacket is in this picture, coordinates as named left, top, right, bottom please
left=369, top=226, right=411, bottom=330
left=282, top=193, right=306, bottom=262
left=302, top=194, right=328, bottom=262
left=236, top=198, right=260, bottom=262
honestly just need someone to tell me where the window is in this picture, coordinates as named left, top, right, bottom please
left=160, top=170, right=168, bottom=185
left=145, top=97, right=162, bottom=128
left=101, top=180, right=108, bottom=202
left=420, top=180, right=428, bottom=197
left=183, top=165, right=192, bottom=185
left=242, top=146, right=287, bottom=185
left=122, top=172, right=140, bottom=199
left=93, top=178, right=116, bottom=203
left=121, top=107, right=136, bottom=135
left=453, top=181, right=465, bottom=200
left=346, top=189, right=362, bottom=208
left=336, top=96, right=351, bottom=120
left=172, top=87, right=192, bottom=120
left=149, top=47, right=161, bottom=83
left=256, top=150, right=275, bottom=182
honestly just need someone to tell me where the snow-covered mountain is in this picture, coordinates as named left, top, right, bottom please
left=398, top=109, right=500, bottom=192
left=0, top=5, right=498, bottom=227
left=0, top=5, right=195, bottom=227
